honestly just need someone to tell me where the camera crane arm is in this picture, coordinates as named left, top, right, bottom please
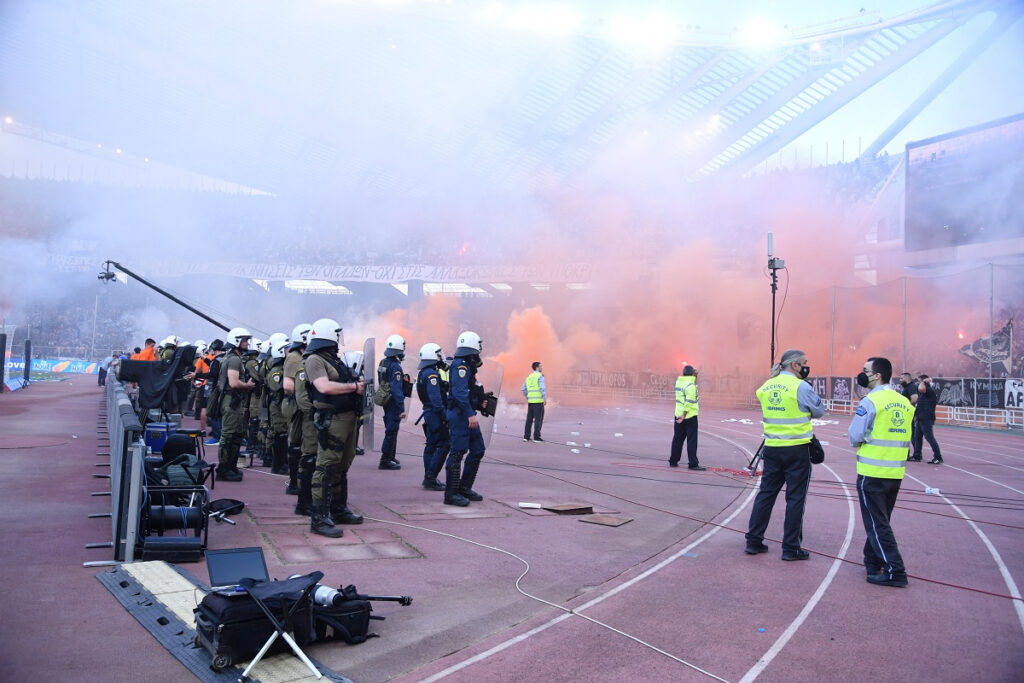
left=99, top=260, right=230, bottom=332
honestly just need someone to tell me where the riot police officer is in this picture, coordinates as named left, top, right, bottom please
left=304, top=318, right=365, bottom=538
left=244, top=339, right=267, bottom=465
left=377, top=334, right=408, bottom=470
left=216, top=328, right=255, bottom=482
left=283, top=323, right=313, bottom=503
left=444, top=330, right=493, bottom=506
left=264, top=332, right=290, bottom=475
left=416, top=343, right=448, bottom=491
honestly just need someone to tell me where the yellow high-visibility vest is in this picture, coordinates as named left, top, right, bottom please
left=757, top=373, right=812, bottom=446
left=675, top=376, right=698, bottom=418
left=525, top=372, right=544, bottom=403
left=857, top=389, right=914, bottom=479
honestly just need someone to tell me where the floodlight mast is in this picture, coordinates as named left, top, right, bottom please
left=767, top=233, right=785, bottom=368
left=99, top=260, right=230, bottom=332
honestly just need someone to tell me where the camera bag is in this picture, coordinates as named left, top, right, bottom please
left=310, top=598, right=375, bottom=644
left=194, top=591, right=312, bottom=671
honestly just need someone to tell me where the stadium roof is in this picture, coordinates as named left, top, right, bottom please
left=1, top=0, right=1021, bottom=197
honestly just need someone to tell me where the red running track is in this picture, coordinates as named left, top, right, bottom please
left=1, top=382, right=1022, bottom=682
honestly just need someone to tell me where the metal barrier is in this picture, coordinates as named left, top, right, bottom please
left=84, top=378, right=146, bottom=566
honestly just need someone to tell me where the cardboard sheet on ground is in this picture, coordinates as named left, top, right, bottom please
left=542, top=503, right=594, bottom=515
left=579, top=514, right=633, bottom=527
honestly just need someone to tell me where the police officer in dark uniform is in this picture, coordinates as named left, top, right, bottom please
left=216, top=328, right=256, bottom=482
left=416, top=342, right=448, bottom=491
left=283, top=323, right=312, bottom=499
left=377, top=334, right=407, bottom=471
left=304, top=318, right=365, bottom=538
left=264, top=332, right=290, bottom=475
left=444, top=330, right=494, bottom=507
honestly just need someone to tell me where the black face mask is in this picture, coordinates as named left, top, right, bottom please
left=798, top=365, right=810, bottom=380
left=856, top=372, right=871, bottom=388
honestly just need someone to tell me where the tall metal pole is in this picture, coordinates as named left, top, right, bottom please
left=989, top=263, right=994, bottom=409
left=90, top=293, right=99, bottom=360
left=902, top=276, right=907, bottom=372
left=770, top=268, right=778, bottom=368
left=829, top=286, right=836, bottom=394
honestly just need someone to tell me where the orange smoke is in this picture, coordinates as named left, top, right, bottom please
left=492, top=306, right=575, bottom=397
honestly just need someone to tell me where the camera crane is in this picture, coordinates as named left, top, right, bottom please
left=98, top=260, right=230, bottom=332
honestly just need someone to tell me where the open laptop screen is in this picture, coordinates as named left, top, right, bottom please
left=206, top=547, right=270, bottom=589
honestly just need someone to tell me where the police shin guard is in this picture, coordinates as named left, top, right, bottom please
left=294, top=454, right=316, bottom=516
left=310, top=465, right=343, bottom=538
left=444, top=451, right=470, bottom=507
left=378, top=437, right=401, bottom=470
left=285, top=446, right=301, bottom=495
left=459, top=457, right=483, bottom=501
left=271, top=434, right=289, bottom=474
left=422, top=445, right=446, bottom=491
left=330, top=473, right=363, bottom=525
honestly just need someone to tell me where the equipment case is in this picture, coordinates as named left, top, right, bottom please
left=194, top=592, right=313, bottom=671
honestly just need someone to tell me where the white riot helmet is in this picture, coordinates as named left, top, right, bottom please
left=384, top=334, right=406, bottom=358
left=161, top=334, right=179, bottom=348
left=307, top=318, right=343, bottom=353
left=418, top=342, right=443, bottom=369
left=193, top=339, right=207, bottom=355
left=268, top=332, right=290, bottom=359
left=341, top=350, right=365, bottom=377
left=290, top=322, right=312, bottom=350
left=225, top=327, right=252, bottom=350
left=248, top=337, right=264, bottom=356
left=454, top=330, right=482, bottom=358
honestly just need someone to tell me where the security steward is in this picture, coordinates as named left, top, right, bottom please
left=849, top=356, right=913, bottom=587
left=216, top=328, right=256, bottom=482
left=443, top=330, right=493, bottom=507
left=669, top=364, right=704, bottom=470
left=416, top=342, right=449, bottom=491
left=283, top=323, right=312, bottom=501
left=745, top=348, right=824, bottom=560
left=264, top=332, right=291, bottom=475
left=304, top=318, right=365, bottom=538
left=521, top=361, right=546, bottom=442
left=377, top=334, right=408, bottom=470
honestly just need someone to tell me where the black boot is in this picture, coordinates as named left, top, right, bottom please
left=295, top=455, right=316, bottom=515
left=310, top=466, right=343, bottom=537
left=310, top=510, right=342, bottom=537
left=379, top=429, right=401, bottom=469
left=330, top=473, right=363, bottom=524
left=423, top=444, right=445, bottom=490
left=444, top=451, right=470, bottom=507
left=271, top=434, right=289, bottom=474
left=459, top=457, right=483, bottom=501
left=285, top=446, right=301, bottom=495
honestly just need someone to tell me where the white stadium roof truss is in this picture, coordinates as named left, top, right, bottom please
left=0, top=0, right=1020, bottom=195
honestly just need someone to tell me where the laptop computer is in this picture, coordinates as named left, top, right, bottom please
left=205, top=546, right=270, bottom=595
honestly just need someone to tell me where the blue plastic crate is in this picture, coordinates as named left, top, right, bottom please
left=144, top=422, right=173, bottom=453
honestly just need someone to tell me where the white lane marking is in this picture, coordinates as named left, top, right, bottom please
left=904, top=472, right=1024, bottom=636
left=421, top=436, right=761, bottom=682
left=938, top=462, right=1024, bottom=497
left=738, top=462, right=856, bottom=683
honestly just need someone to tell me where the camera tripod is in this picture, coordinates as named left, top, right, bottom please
left=745, top=440, right=766, bottom=476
